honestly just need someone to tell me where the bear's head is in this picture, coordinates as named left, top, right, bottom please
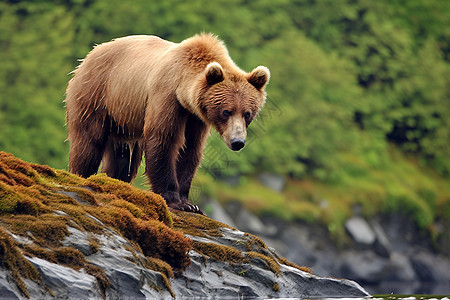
left=199, top=62, right=270, bottom=151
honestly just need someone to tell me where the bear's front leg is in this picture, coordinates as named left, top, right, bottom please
left=144, top=134, right=182, bottom=207
left=176, top=114, right=209, bottom=215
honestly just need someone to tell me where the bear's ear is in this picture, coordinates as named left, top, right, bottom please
left=205, top=62, right=224, bottom=85
left=248, top=66, right=270, bottom=90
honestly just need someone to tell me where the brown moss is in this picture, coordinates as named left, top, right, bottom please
left=193, top=241, right=247, bottom=264
left=29, top=215, right=69, bottom=246
left=30, top=163, right=57, bottom=178
left=85, top=263, right=110, bottom=297
left=0, top=172, right=16, bottom=185
left=145, top=257, right=175, bottom=298
left=97, top=206, right=192, bottom=271
left=88, top=236, right=100, bottom=253
left=62, top=186, right=99, bottom=206
left=244, top=232, right=267, bottom=251
left=172, top=210, right=232, bottom=238
left=54, top=247, right=86, bottom=268
left=3, top=214, right=69, bottom=246
left=23, top=244, right=110, bottom=297
left=0, top=152, right=38, bottom=187
left=22, top=245, right=58, bottom=264
left=246, top=251, right=280, bottom=275
left=22, top=245, right=87, bottom=269
left=278, top=257, right=312, bottom=274
left=0, top=228, right=41, bottom=298
left=0, top=152, right=192, bottom=286
left=272, top=282, right=280, bottom=292
left=145, top=257, right=174, bottom=279
left=87, top=174, right=172, bottom=226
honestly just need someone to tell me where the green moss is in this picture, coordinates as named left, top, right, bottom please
left=109, top=199, right=145, bottom=218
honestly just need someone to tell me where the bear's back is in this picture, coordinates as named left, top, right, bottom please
left=93, top=36, right=175, bottom=128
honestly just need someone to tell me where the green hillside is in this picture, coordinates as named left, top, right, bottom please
left=1, top=0, right=449, bottom=239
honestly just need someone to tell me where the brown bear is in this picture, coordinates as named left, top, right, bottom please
left=65, top=33, right=270, bottom=214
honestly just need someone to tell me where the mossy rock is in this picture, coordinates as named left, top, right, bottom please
left=0, top=152, right=316, bottom=298
left=0, top=152, right=191, bottom=296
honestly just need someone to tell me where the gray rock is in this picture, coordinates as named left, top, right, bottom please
left=371, top=219, right=392, bottom=258
left=387, top=251, right=417, bottom=282
left=410, top=249, right=450, bottom=282
left=172, top=248, right=369, bottom=299
left=0, top=214, right=369, bottom=299
left=235, top=207, right=277, bottom=236
left=339, top=250, right=390, bottom=284
left=85, top=228, right=171, bottom=299
left=280, top=264, right=368, bottom=298
left=0, top=269, right=21, bottom=299
left=208, top=199, right=237, bottom=228
left=28, top=257, right=101, bottom=299
left=258, top=172, right=285, bottom=192
left=63, top=226, right=94, bottom=256
left=345, top=217, right=376, bottom=246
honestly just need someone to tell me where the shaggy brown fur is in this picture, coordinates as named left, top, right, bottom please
left=65, top=33, right=270, bottom=214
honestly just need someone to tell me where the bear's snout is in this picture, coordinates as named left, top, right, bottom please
left=230, top=138, right=245, bottom=151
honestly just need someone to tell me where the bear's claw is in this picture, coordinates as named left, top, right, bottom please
left=169, top=202, right=206, bottom=216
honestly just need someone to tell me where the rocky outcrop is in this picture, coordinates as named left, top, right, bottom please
left=210, top=199, right=450, bottom=295
left=1, top=220, right=369, bottom=299
left=0, top=152, right=369, bottom=299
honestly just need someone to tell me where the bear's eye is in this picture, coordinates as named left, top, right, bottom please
left=244, top=112, right=251, bottom=119
left=223, top=110, right=232, bottom=117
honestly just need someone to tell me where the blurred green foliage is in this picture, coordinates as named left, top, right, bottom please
left=1, top=0, right=449, bottom=231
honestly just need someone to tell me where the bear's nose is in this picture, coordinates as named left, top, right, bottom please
left=230, top=138, right=245, bottom=151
